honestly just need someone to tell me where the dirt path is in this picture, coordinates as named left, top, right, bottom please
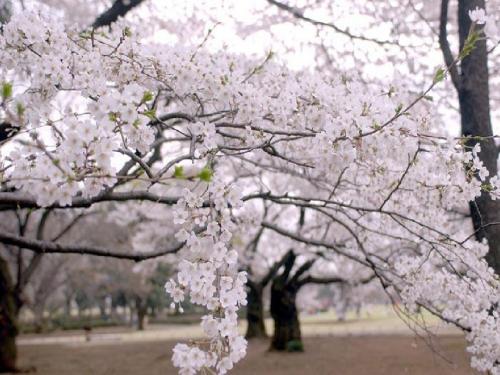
left=15, top=335, right=477, bottom=375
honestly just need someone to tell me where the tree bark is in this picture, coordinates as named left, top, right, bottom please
left=245, top=281, right=267, bottom=339
left=0, top=255, right=18, bottom=373
left=456, top=0, right=500, bottom=273
left=270, top=279, right=302, bottom=351
left=135, top=297, right=147, bottom=331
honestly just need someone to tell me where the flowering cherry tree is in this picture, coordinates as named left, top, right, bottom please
left=0, top=1, right=500, bottom=374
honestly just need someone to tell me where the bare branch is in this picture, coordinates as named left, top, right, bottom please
left=288, top=258, right=315, bottom=285
left=51, top=212, right=94, bottom=242
left=297, top=274, right=375, bottom=287
left=266, top=0, right=397, bottom=46
left=115, top=148, right=154, bottom=179
left=0, top=191, right=180, bottom=210
left=298, top=276, right=343, bottom=286
left=379, top=148, right=420, bottom=210
left=260, top=249, right=294, bottom=286
left=439, top=0, right=461, bottom=89
left=0, top=230, right=184, bottom=262
left=261, top=221, right=370, bottom=267
left=19, top=209, right=53, bottom=289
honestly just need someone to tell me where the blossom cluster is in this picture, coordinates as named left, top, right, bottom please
left=166, top=177, right=248, bottom=374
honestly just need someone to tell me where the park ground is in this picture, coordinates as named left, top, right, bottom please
left=13, top=307, right=478, bottom=374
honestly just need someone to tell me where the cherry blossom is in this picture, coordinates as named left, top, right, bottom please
left=0, top=5, right=500, bottom=375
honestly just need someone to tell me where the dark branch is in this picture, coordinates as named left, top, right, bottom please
left=0, top=191, right=179, bottom=210
left=260, top=249, right=294, bottom=286
left=266, top=0, right=397, bottom=46
left=0, top=122, right=18, bottom=143
left=19, top=209, right=53, bottom=289
left=92, top=0, right=145, bottom=29
left=297, top=276, right=344, bottom=287
left=277, top=250, right=296, bottom=283
left=297, top=274, right=375, bottom=288
left=289, top=259, right=315, bottom=285
left=261, top=221, right=370, bottom=267
left=379, top=148, right=420, bottom=210
left=439, top=0, right=461, bottom=89
left=0, top=230, right=184, bottom=262
left=51, top=213, right=92, bottom=242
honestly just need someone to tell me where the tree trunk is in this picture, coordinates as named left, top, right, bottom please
left=150, top=306, right=157, bottom=318
left=98, top=299, right=107, bottom=320
left=457, top=0, right=500, bottom=273
left=0, top=255, right=18, bottom=373
left=245, top=281, right=267, bottom=339
left=270, top=281, right=302, bottom=351
left=64, top=295, right=71, bottom=317
left=32, top=304, right=46, bottom=334
left=135, top=297, right=147, bottom=331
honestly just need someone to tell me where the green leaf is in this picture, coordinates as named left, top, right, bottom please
left=141, top=91, right=154, bottom=103
left=108, top=112, right=119, bottom=122
left=433, top=68, right=445, bottom=83
left=143, top=109, right=156, bottom=119
left=459, top=30, right=480, bottom=59
left=481, top=183, right=494, bottom=192
left=173, top=165, right=184, bottom=179
left=1, top=82, right=12, bottom=99
left=123, top=27, right=132, bottom=37
left=16, top=102, right=25, bottom=116
left=79, top=31, right=92, bottom=39
left=198, top=167, right=213, bottom=182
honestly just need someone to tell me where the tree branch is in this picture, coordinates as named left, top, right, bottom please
left=298, top=276, right=344, bottom=286
left=266, top=0, right=397, bottom=46
left=19, top=209, right=53, bottom=290
left=297, top=274, right=375, bottom=288
left=260, top=249, right=294, bottom=286
left=0, top=230, right=184, bottom=262
left=92, top=0, right=145, bottom=29
left=439, top=0, right=461, bottom=89
left=289, top=259, right=315, bottom=285
left=0, top=191, right=179, bottom=210
left=379, top=148, right=420, bottom=210
left=277, top=250, right=296, bottom=283
left=261, top=221, right=370, bottom=267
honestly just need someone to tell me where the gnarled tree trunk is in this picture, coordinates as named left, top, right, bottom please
left=0, top=255, right=18, bottom=373
left=270, top=279, right=301, bottom=351
left=245, top=281, right=267, bottom=339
